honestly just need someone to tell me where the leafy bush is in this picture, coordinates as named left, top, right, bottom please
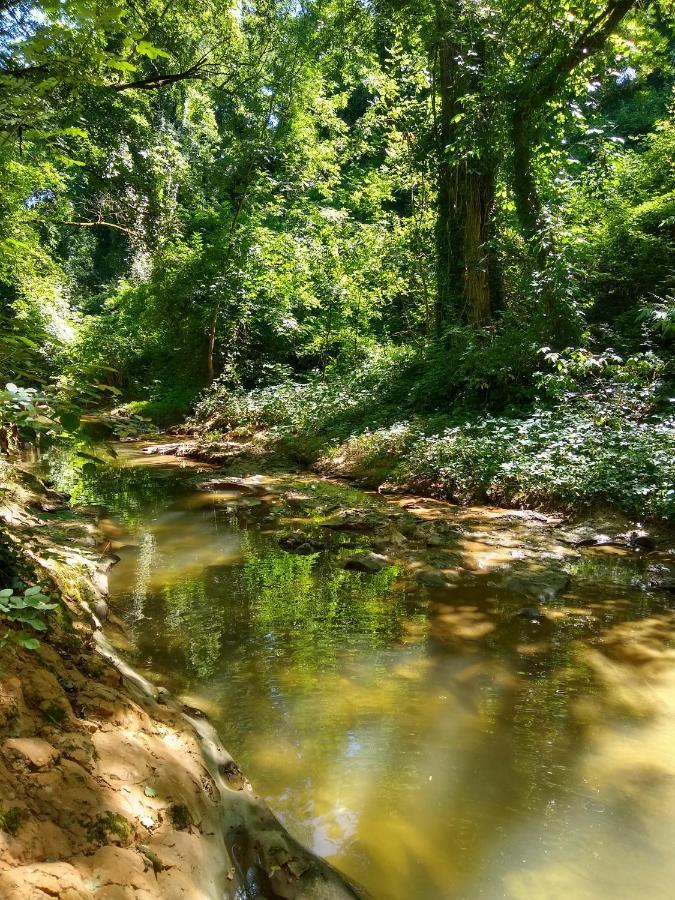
left=124, top=386, right=198, bottom=426
left=194, top=348, right=675, bottom=521
left=0, top=381, right=83, bottom=447
left=0, top=585, right=58, bottom=651
left=397, top=389, right=674, bottom=519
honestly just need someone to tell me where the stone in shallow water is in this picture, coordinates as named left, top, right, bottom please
left=342, top=552, right=390, bottom=573
left=414, top=569, right=455, bottom=589
left=645, top=563, right=675, bottom=593
left=278, top=532, right=325, bottom=554
left=199, top=476, right=268, bottom=496
left=514, top=607, right=545, bottom=623
left=503, top=567, right=570, bottom=602
left=320, top=508, right=389, bottom=533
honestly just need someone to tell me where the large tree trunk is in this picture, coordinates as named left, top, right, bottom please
left=434, top=24, right=494, bottom=333
left=464, top=169, right=494, bottom=326
left=435, top=156, right=495, bottom=335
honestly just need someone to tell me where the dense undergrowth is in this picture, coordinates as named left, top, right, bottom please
left=1, top=0, right=674, bottom=528
left=191, top=346, right=675, bottom=522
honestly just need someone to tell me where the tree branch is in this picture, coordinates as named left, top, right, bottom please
left=61, top=220, right=133, bottom=235
left=515, top=0, right=642, bottom=110
left=113, top=52, right=212, bottom=92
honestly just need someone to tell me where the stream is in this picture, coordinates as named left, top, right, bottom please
left=44, top=441, right=675, bottom=900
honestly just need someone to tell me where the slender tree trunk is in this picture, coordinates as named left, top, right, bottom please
left=205, top=188, right=250, bottom=384
left=511, top=105, right=541, bottom=240
left=435, top=164, right=468, bottom=334
left=206, top=312, right=217, bottom=384
left=434, top=33, right=463, bottom=335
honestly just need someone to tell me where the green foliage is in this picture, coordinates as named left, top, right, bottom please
left=124, top=390, right=196, bottom=426
left=195, top=348, right=674, bottom=520
left=0, top=585, right=59, bottom=651
left=399, top=390, right=673, bottom=520
left=86, top=811, right=132, bottom=845
left=0, top=805, right=24, bottom=836
left=0, top=0, right=672, bottom=526
left=566, top=118, right=675, bottom=343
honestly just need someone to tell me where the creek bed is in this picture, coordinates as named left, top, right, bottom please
left=44, top=441, right=675, bottom=900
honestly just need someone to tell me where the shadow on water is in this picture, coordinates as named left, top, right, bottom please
left=43, top=443, right=675, bottom=900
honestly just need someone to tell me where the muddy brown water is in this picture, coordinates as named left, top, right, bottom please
left=44, top=442, right=675, bottom=899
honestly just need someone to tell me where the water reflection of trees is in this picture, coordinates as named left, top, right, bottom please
left=92, top=459, right=675, bottom=899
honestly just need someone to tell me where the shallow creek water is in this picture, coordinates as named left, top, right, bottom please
left=45, top=442, right=675, bottom=899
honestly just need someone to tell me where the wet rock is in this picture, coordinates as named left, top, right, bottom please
left=98, top=553, right=121, bottom=572
left=156, top=687, right=171, bottom=705
left=558, top=520, right=656, bottom=552
left=219, top=760, right=247, bottom=790
left=645, top=563, right=675, bottom=594
left=144, top=441, right=197, bottom=456
left=415, top=569, right=455, bottom=589
left=626, top=530, right=656, bottom=551
left=574, top=534, right=617, bottom=548
left=341, top=552, right=390, bottom=573
left=45, top=487, right=71, bottom=503
left=514, top=607, right=545, bottom=624
left=199, top=476, right=268, bottom=496
left=284, top=491, right=314, bottom=509
left=278, top=532, right=325, bottom=554
left=503, top=567, right=570, bottom=602
left=181, top=703, right=207, bottom=718
left=372, top=528, right=408, bottom=552
left=93, top=597, right=108, bottom=624
left=321, top=507, right=389, bottom=533
left=31, top=499, right=69, bottom=513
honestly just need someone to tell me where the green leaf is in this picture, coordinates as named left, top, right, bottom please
left=0, top=589, right=13, bottom=598
left=24, top=586, right=42, bottom=596
left=109, top=59, right=137, bottom=73
left=16, top=634, right=40, bottom=651
left=59, top=411, right=81, bottom=432
left=144, top=786, right=157, bottom=797
left=23, top=593, right=51, bottom=607
left=136, top=41, right=171, bottom=60
left=76, top=450, right=104, bottom=463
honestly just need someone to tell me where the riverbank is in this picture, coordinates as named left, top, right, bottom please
left=0, top=460, right=363, bottom=899
left=178, top=349, right=674, bottom=524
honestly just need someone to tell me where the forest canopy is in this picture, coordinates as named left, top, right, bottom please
left=1, top=0, right=673, bottom=516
